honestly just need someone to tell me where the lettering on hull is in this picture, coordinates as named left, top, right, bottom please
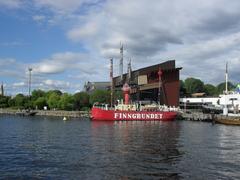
left=114, top=112, right=163, bottom=120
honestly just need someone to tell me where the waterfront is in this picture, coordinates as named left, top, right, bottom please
left=0, top=115, right=239, bottom=179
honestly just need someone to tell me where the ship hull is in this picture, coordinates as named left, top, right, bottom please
left=91, top=107, right=177, bottom=121
left=214, top=115, right=240, bottom=125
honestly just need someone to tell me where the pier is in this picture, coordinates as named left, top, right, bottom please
left=179, top=111, right=214, bottom=122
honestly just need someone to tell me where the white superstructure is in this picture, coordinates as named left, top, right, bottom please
left=180, top=91, right=240, bottom=111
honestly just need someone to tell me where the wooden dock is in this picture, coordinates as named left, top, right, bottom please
left=179, top=111, right=214, bottom=122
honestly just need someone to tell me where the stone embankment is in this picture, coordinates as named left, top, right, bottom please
left=36, top=110, right=89, bottom=118
left=0, top=109, right=90, bottom=118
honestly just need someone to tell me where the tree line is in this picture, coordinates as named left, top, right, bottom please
left=0, top=89, right=121, bottom=110
left=180, top=77, right=236, bottom=97
left=0, top=77, right=238, bottom=110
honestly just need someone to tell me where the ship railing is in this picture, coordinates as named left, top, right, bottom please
left=159, top=105, right=179, bottom=112
left=93, top=103, right=116, bottom=110
left=93, top=102, right=179, bottom=112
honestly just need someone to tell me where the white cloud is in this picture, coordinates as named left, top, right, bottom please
left=13, top=82, right=25, bottom=87
left=63, top=0, right=240, bottom=85
left=33, top=51, right=99, bottom=75
left=67, top=21, right=99, bottom=41
left=44, top=79, right=70, bottom=88
left=0, top=0, right=22, bottom=9
left=32, top=15, right=46, bottom=23
left=3, top=0, right=240, bottom=94
left=0, top=58, right=16, bottom=66
left=0, top=41, right=25, bottom=47
left=33, top=0, right=89, bottom=14
left=0, top=58, right=26, bottom=79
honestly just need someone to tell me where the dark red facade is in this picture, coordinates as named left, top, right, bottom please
left=113, top=60, right=181, bottom=107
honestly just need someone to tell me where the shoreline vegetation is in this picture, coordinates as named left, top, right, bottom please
left=0, top=78, right=237, bottom=119
left=0, top=89, right=118, bottom=111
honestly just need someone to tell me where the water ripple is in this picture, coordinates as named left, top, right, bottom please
left=0, top=115, right=240, bottom=179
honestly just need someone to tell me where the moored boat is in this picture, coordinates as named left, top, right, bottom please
left=91, top=106, right=177, bottom=121
left=214, top=115, right=240, bottom=126
left=91, top=83, right=178, bottom=121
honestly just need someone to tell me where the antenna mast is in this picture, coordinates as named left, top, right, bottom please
left=127, top=58, right=132, bottom=83
left=119, top=43, right=123, bottom=81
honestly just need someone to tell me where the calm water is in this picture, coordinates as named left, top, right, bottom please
left=0, top=115, right=240, bottom=180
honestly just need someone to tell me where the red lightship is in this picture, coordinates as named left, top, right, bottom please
left=91, top=79, right=178, bottom=121
left=91, top=49, right=178, bottom=121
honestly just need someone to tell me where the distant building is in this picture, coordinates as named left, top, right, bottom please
left=0, top=83, right=4, bottom=96
left=86, top=60, right=181, bottom=106
left=84, top=81, right=110, bottom=93
left=113, top=60, right=181, bottom=106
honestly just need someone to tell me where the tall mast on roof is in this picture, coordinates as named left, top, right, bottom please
left=119, top=43, right=123, bottom=82
left=127, top=58, right=132, bottom=83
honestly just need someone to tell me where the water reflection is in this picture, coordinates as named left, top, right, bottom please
left=91, top=121, right=183, bottom=179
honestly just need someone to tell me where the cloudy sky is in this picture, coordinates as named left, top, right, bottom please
left=1, top=0, right=240, bottom=95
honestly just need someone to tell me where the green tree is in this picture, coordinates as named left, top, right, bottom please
left=90, top=90, right=110, bottom=105
left=46, top=90, right=62, bottom=98
left=73, top=92, right=90, bottom=110
left=216, top=82, right=235, bottom=94
left=185, top=77, right=204, bottom=94
left=204, top=84, right=217, bottom=96
left=180, top=80, right=187, bottom=97
left=0, top=96, right=10, bottom=108
left=8, top=98, right=15, bottom=107
left=114, top=90, right=123, bottom=101
left=24, top=99, right=33, bottom=109
left=47, top=93, right=61, bottom=109
left=58, top=93, right=74, bottom=110
left=14, top=94, right=28, bottom=109
left=34, top=97, right=47, bottom=110
left=31, top=89, right=46, bottom=101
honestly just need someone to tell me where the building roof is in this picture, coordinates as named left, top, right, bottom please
left=84, top=81, right=110, bottom=92
left=113, top=60, right=182, bottom=87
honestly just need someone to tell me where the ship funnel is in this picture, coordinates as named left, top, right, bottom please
left=122, top=83, right=130, bottom=105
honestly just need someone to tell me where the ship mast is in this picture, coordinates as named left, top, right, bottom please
left=119, top=43, right=123, bottom=82
left=225, top=62, right=228, bottom=94
left=223, top=62, right=229, bottom=115
left=127, top=58, right=132, bottom=83
left=110, top=58, right=114, bottom=107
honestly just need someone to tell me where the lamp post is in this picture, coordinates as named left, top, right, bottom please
left=28, top=68, right=32, bottom=97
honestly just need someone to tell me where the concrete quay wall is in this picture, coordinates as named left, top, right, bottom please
left=0, top=109, right=90, bottom=118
